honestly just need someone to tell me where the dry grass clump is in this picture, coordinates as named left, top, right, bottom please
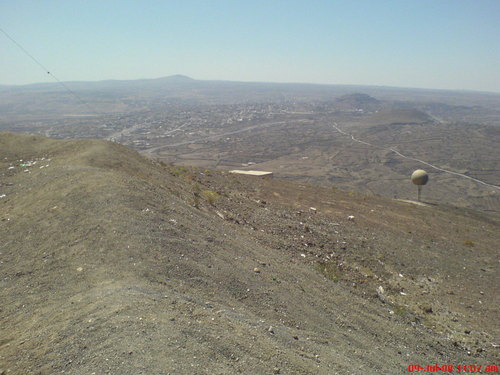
left=202, top=190, right=219, bottom=206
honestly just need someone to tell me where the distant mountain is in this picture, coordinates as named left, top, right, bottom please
left=0, top=74, right=196, bottom=92
left=1, top=75, right=499, bottom=115
left=155, top=74, right=195, bottom=82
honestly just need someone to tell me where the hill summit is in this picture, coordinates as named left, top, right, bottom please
left=156, top=74, right=195, bottom=82
left=336, top=93, right=380, bottom=104
left=335, top=93, right=382, bottom=111
left=0, top=133, right=498, bottom=374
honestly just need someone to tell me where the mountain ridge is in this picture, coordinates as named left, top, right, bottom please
left=2, top=74, right=500, bottom=96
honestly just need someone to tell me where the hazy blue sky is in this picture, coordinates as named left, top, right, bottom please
left=1, top=0, right=499, bottom=91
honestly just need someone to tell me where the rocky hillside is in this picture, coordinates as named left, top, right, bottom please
left=0, top=133, right=498, bottom=374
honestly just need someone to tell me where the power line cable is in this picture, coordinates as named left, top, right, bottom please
left=0, top=26, right=101, bottom=115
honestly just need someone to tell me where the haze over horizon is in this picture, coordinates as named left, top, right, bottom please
left=1, top=0, right=499, bottom=92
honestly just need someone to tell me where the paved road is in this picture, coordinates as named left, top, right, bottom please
left=144, top=120, right=291, bottom=153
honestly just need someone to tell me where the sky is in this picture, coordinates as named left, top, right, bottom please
left=1, top=0, right=499, bottom=92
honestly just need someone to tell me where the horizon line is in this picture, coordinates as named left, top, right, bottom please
left=1, top=75, right=499, bottom=95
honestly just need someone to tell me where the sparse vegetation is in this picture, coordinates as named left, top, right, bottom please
left=393, top=304, right=408, bottom=317
left=169, top=165, right=189, bottom=177
left=316, top=261, right=342, bottom=282
left=202, top=189, right=219, bottom=205
left=157, top=159, right=168, bottom=167
left=1, top=133, right=498, bottom=374
left=192, top=183, right=202, bottom=208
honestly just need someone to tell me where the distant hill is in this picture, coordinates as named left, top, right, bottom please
left=155, top=74, right=195, bottom=82
left=336, top=93, right=380, bottom=104
left=1, top=132, right=498, bottom=374
left=1, top=76, right=499, bottom=115
left=0, top=74, right=195, bottom=91
left=335, top=93, right=382, bottom=111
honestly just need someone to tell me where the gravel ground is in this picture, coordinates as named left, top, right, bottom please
left=0, top=133, right=498, bottom=374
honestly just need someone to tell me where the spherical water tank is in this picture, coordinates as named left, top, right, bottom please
left=411, top=169, right=429, bottom=185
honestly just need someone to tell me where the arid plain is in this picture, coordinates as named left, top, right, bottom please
left=1, top=76, right=498, bottom=212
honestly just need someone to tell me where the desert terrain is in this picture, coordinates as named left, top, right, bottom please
left=1, top=77, right=498, bottom=212
left=0, top=77, right=499, bottom=373
left=0, top=132, right=498, bottom=374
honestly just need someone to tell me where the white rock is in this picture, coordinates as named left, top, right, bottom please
left=377, top=286, right=387, bottom=303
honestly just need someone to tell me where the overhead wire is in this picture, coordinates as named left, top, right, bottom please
left=0, top=26, right=101, bottom=115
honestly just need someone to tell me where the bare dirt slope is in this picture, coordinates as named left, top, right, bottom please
left=0, top=133, right=498, bottom=374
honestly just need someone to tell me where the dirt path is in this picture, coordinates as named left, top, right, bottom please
left=331, top=122, right=500, bottom=189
